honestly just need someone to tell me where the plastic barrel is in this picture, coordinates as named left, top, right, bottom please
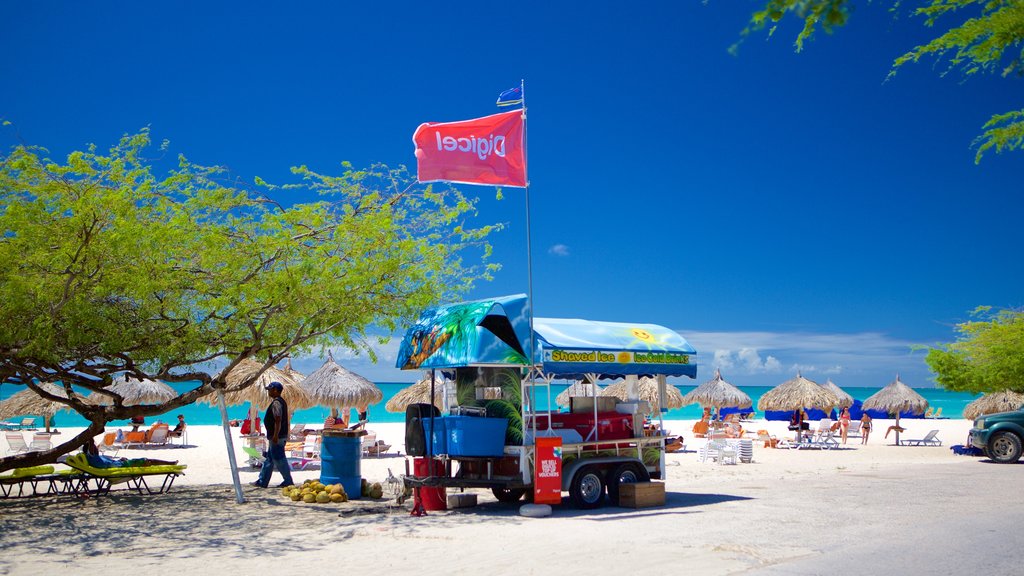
left=413, top=457, right=447, bottom=511
left=320, top=432, right=361, bottom=499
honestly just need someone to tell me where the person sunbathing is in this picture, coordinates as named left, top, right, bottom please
left=83, top=440, right=177, bottom=468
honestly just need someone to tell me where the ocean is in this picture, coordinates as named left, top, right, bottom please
left=0, top=381, right=981, bottom=429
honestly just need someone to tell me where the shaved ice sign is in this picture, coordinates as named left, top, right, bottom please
left=546, top=349, right=690, bottom=365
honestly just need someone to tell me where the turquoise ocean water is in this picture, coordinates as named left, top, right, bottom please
left=0, top=381, right=981, bottom=428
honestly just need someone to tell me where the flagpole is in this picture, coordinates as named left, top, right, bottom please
left=520, top=78, right=538, bottom=443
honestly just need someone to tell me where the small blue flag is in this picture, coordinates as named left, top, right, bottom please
left=496, top=86, right=523, bottom=107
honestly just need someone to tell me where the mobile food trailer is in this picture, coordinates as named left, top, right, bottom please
left=395, top=294, right=698, bottom=509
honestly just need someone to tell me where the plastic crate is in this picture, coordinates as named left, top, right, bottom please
left=446, top=415, right=507, bottom=457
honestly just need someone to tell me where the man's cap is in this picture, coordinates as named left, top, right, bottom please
left=265, top=381, right=284, bottom=391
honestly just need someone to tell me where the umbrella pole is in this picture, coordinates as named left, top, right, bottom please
left=895, top=413, right=901, bottom=446
left=217, top=389, right=245, bottom=504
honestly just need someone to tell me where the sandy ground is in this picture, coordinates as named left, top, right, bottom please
left=2, top=417, right=1018, bottom=575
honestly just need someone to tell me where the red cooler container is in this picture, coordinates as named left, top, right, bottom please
left=413, top=457, right=447, bottom=511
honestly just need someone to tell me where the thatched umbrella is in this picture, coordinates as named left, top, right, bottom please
left=0, top=382, right=84, bottom=432
left=680, top=368, right=752, bottom=416
left=821, top=379, right=854, bottom=409
left=299, top=352, right=383, bottom=419
left=202, top=358, right=312, bottom=412
left=555, top=380, right=603, bottom=407
left=282, top=358, right=306, bottom=383
left=862, top=374, right=929, bottom=445
left=963, top=390, right=1024, bottom=421
left=385, top=372, right=454, bottom=413
left=600, top=376, right=685, bottom=410
left=89, top=375, right=177, bottom=406
left=757, top=372, right=840, bottom=412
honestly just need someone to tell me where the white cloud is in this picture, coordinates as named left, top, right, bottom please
left=548, top=244, right=570, bottom=257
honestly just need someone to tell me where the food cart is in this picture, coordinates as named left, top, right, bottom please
left=395, top=294, right=697, bottom=509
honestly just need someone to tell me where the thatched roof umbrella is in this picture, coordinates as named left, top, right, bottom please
left=821, top=379, right=854, bottom=409
left=862, top=374, right=929, bottom=445
left=202, top=358, right=312, bottom=414
left=680, top=368, right=752, bottom=417
left=385, top=372, right=454, bottom=413
left=963, top=390, right=1024, bottom=421
left=555, top=380, right=603, bottom=407
left=89, top=375, right=177, bottom=407
left=600, top=377, right=685, bottom=411
left=299, top=352, right=383, bottom=420
left=757, top=372, right=840, bottom=412
left=0, top=382, right=84, bottom=432
left=282, top=358, right=306, bottom=383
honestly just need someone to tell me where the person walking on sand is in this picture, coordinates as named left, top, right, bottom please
left=251, top=381, right=294, bottom=488
left=860, top=413, right=872, bottom=444
left=839, top=407, right=852, bottom=444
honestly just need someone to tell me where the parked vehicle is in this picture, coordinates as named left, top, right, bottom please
left=969, top=409, right=1024, bottom=464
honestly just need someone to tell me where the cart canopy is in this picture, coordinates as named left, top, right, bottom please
left=532, top=317, right=697, bottom=380
left=397, top=294, right=697, bottom=380
left=395, top=294, right=531, bottom=370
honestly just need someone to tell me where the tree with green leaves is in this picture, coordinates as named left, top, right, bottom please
left=0, top=129, right=500, bottom=472
left=741, top=0, right=1024, bottom=162
left=925, top=307, right=1024, bottom=393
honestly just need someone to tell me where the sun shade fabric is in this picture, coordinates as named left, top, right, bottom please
left=395, top=294, right=531, bottom=370
left=532, top=317, right=697, bottom=380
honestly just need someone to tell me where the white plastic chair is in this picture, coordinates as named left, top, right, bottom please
left=902, top=430, right=942, bottom=446
left=5, top=432, right=29, bottom=455
left=28, top=433, right=51, bottom=452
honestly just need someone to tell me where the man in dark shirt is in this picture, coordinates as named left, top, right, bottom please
left=252, top=381, right=294, bottom=488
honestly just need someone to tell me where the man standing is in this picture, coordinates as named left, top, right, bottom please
left=252, top=381, right=294, bottom=488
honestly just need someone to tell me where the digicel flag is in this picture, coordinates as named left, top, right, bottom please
left=412, top=109, right=527, bottom=187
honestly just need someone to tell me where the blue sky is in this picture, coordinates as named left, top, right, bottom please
left=2, top=2, right=1021, bottom=387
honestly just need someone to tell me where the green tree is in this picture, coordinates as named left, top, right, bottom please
left=740, top=0, right=1024, bottom=163
left=0, top=129, right=500, bottom=472
left=925, top=307, right=1024, bottom=393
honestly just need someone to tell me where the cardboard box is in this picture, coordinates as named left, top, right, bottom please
left=447, top=492, right=478, bottom=508
left=618, top=481, right=665, bottom=508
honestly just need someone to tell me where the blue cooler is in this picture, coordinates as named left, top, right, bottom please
left=423, top=416, right=448, bottom=455
left=320, top=430, right=362, bottom=499
left=446, top=416, right=507, bottom=457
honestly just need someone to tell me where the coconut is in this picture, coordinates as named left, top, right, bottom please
left=290, top=492, right=302, bottom=501
left=368, top=482, right=383, bottom=499
left=315, top=491, right=330, bottom=504
left=329, top=493, right=344, bottom=503
left=330, top=485, right=345, bottom=496
left=302, top=493, right=316, bottom=503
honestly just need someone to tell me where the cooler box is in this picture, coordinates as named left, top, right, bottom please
left=534, top=412, right=635, bottom=441
left=445, top=415, right=507, bottom=457
left=422, top=417, right=448, bottom=455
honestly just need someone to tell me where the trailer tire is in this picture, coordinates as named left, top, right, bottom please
left=492, top=487, right=527, bottom=503
left=607, top=463, right=650, bottom=506
left=519, top=503, right=552, bottom=518
left=569, top=465, right=606, bottom=509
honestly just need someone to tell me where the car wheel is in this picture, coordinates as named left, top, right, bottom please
left=988, top=432, right=1023, bottom=464
left=607, top=463, right=651, bottom=506
left=569, top=466, right=606, bottom=509
left=491, top=486, right=527, bottom=503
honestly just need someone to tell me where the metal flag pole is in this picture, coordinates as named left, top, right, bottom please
left=520, top=78, right=539, bottom=444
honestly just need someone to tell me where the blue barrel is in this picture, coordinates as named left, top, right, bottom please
left=320, top=432, right=361, bottom=499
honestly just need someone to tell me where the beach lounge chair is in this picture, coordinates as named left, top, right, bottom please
left=0, top=465, right=83, bottom=498
left=122, top=431, right=147, bottom=448
left=287, top=423, right=307, bottom=441
left=145, top=425, right=170, bottom=447
left=699, top=439, right=738, bottom=464
left=932, top=407, right=943, bottom=419
left=5, top=432, right=29, bottom=455
left=28, top=433, right=52, bottom=452
left=243, top=445, right=317, bottom=470
left=0, top=420, right=20, bottom=431
left=845, top=421, right=862, bottom=438
left=692, top=420, right=709, bottom=438
left=757, top=430, right=779, bottom=448
left=18, top=417, right=37, bottom=431
left=902, top=430, right=942, bottom=446
left=65, top=453, right=187, bottom=495
left=98, top=432, right=122, bottom=456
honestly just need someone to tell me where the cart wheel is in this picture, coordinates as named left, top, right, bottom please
left=569, top=466, right=606, bottom=509
left=492, top=486, right=527, bottom=503
left=607, top=463, right=650, bottom=506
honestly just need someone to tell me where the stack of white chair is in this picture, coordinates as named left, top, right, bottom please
left=737, top=439, right=754, bottom=463
left=700, top=439, right=738, bottom=465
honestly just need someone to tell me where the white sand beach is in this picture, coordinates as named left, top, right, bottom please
left=3, top=417, right=1019, bottom=575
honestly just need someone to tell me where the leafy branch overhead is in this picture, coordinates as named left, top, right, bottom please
left=0, top=129, right=501, bottom=471
left=740, top=0, right=1024, bottom=162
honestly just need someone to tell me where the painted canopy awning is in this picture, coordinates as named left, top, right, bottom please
left=396, top=294, right=698, bottom=379
left=533, top=317, right=697, bottom=379
left=395, top=294, right=531, bottom=370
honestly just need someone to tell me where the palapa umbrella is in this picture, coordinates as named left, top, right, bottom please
left=600, top=376, right=685, bottom=411
left=757, top=372, right=840, bottom=412
left=89, top=375, right=177, bottom=406
left=862, top=374, right=928, bottom=445
left=385, top=372, right=453, bottom=413
left=0, top=382, right=84, bottom=433
left=555, top=380, right=603, bottom=407
left=680, top=368, right=752, bottom=417
left=202, top=358, right=312, bottom=413
left=963, top=390, right=1024, bottom=421
left=820, top=378, right=854, bottom=409
left=300, top=351, right=383, bottom=419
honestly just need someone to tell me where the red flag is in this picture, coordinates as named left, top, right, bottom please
left=413, top=109, right=526, bottom=187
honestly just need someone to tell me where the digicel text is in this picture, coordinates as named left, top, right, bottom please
left=434, top=132, right=506, bottom=160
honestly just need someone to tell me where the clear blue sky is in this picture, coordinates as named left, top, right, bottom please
left=2, top=2, right=1021, bottom=387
